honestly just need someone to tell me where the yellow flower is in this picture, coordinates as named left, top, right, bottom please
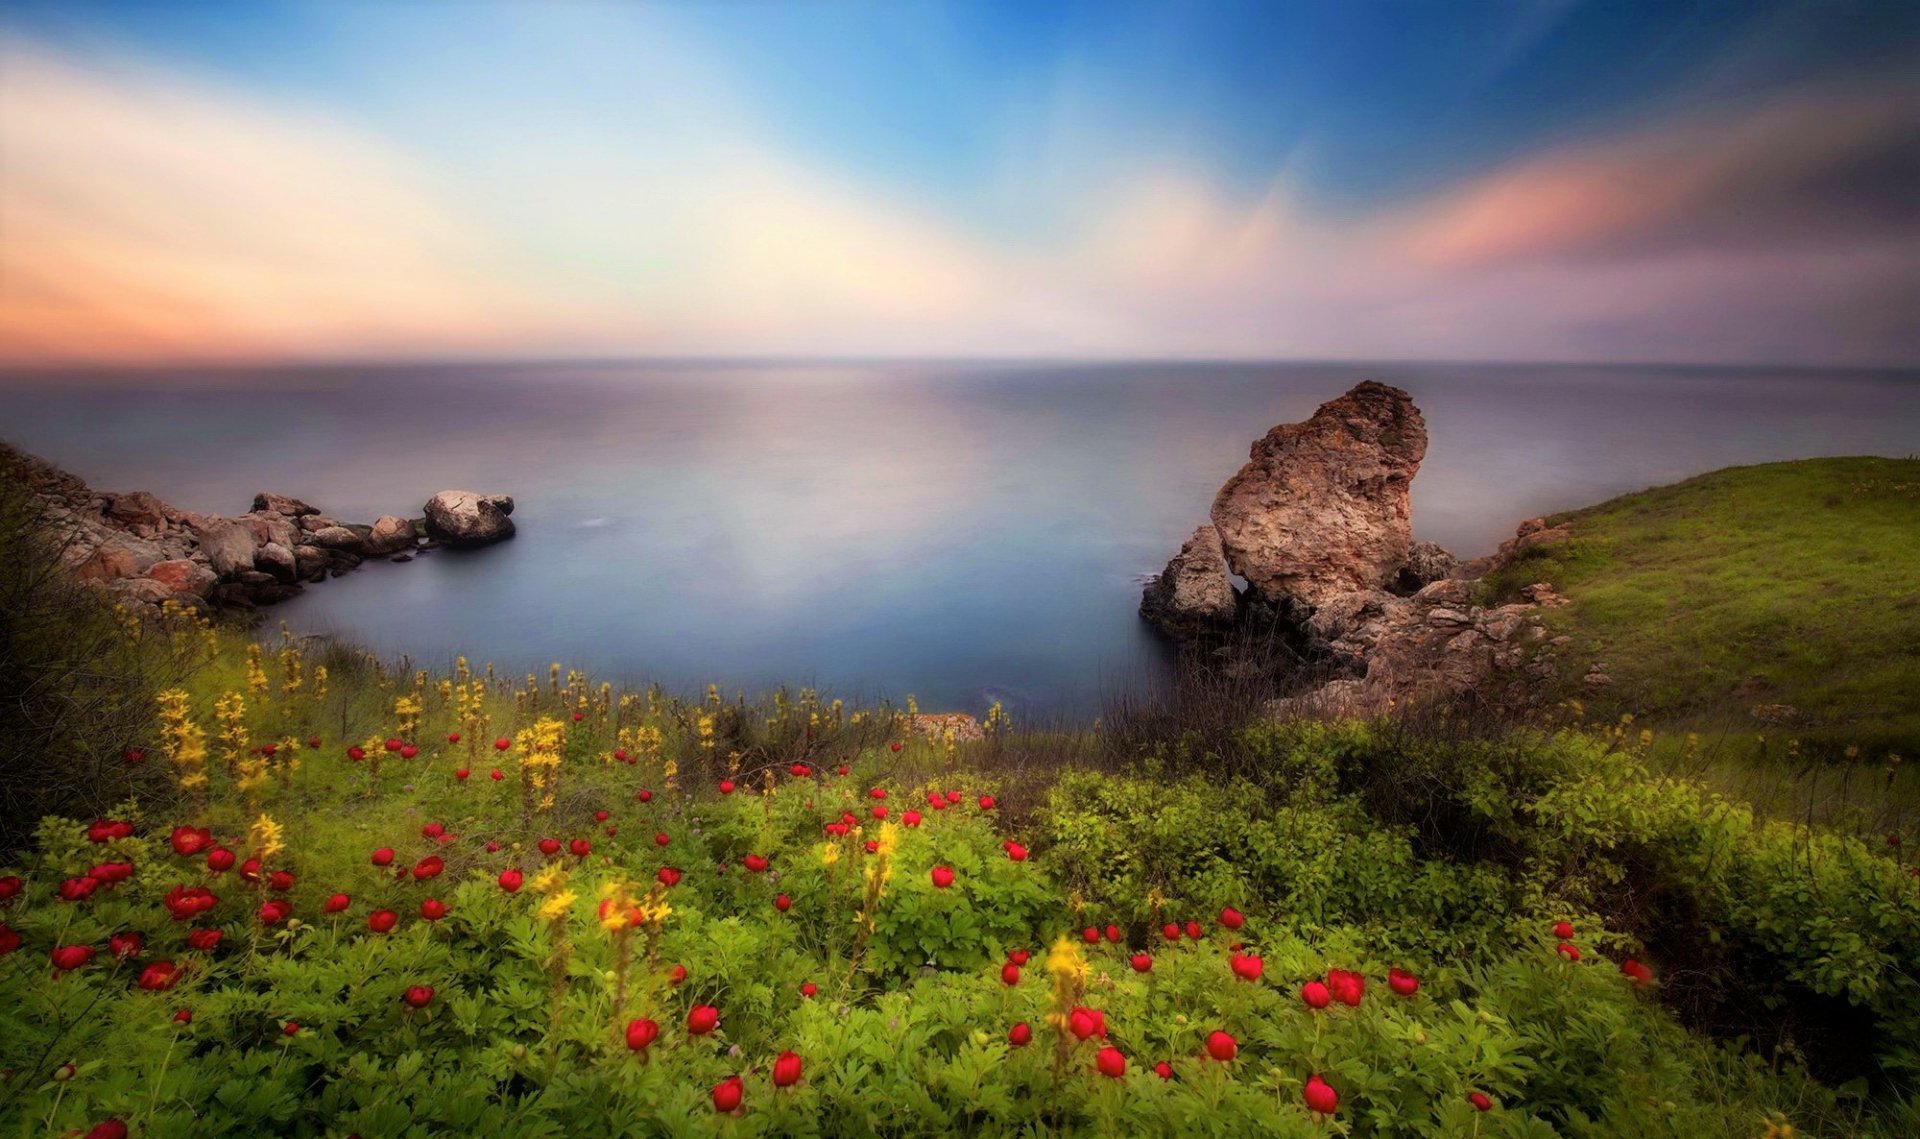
left=529, top=863, right=568, bottom=894
left=1045, top=933, right=1089, bottom=986
left=248, top=813, right=286, bottom=861
left=538, top=890, right=577, bottom=923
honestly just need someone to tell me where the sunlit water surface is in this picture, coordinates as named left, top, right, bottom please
left=3, top=361, right=1914, bottom=718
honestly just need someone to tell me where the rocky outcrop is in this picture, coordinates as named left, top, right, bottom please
left=1141, top=382, right=1570, bottom=719
left=423, top=491, right=516, bottom=547
left=1210, top=381, right=1427, bottom=609
left=1, top=441, right=513, bottom=617
left=1139, top=525, right=1239, bottom=634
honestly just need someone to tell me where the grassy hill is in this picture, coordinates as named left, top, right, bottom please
left=1483, top=456, right=1920, bottom=760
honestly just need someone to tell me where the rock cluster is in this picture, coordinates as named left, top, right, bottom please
left=1, top=442, right=515, bottom=616
left=1140, top=383, right=1571, bottom=717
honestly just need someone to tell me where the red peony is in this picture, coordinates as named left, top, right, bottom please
left=1095, top=1046, right=1126, bottom=1078
left=110, top=931, right=143, bottom=959
left=538, top=838, right=561, bottom=856
left=1004, top=841, right=1028, bottom=862
left=1009, top=1022, right=1032, bottom=1046
left=420, top=898, right=448, bottom=921
left=169, top=826, right=212, bottom=856
left=138, top=961, right=181, bottom=991
left=688, top=1004, right=719, bottom=1034
left=657, top=866, right=682, bottom=887
left=499, top=869, right=523, bottom=893
left=1300, top=980, right=1331, bottom=1009
left=51, top=944, right=95, bottom=971
left=1304, top=1074, right=1338, bottom=1115
left=1230, top=953, right=1264, bottom=982
left=186, top=928, right=223, bottom=952
left=324, top=893, right=351, bottom=913
left=368, top=909, right=398, bottom=933
left=774, top=894, right=792, bottom=912
left=1552, top=920, right=1574, bottom=939
left=1130, top=954, right=1152, bottom=973
left=1388, top=967, right=1419, bottom=996
left=1001, top=962, right=1021, bottom=986
left=403, top=985, right=434, bottom=1009
left=1326, top=968, right=1365, bottom=1006
left=1219, top=906, right=1245, bottom=930
left=412, top=856, right=445, bottom=881
left=1205, top=1030, right=1236, bottom=1062
left=930, top=866, right=954, bottom=889
left=712, top=1075, right=743, bottom=1112
left=626, top=1017, right=659, bottom=1050
left=370, top=848, right=394, bottom=867
left=1469, top=1091, right=1492, bottom=1112
left=772, top=1050, right=803, bottom=1088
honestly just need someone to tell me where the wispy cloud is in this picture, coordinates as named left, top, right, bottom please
left=1, top=28, right=1914, bottom=367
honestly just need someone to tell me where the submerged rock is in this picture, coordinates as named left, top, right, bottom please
left=362, top=514, right=417, bottom=556
left=1140, top=525, right=1239, bottom=635
left=423, top=490, right=516, bottom=547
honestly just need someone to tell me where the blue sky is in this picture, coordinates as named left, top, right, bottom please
left=1, top=0, right=1915, bottom=365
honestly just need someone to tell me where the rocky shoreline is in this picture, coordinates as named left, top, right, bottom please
left=0, top=442, right=515, bottom=615
left=1140, top=382, right=1574, bottom=717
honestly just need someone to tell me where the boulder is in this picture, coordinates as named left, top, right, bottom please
left=251, top=492, right=320, bottom=517
left=1139, top=525, right=1240, bottom=634
left=103, top=491, right=169, bottom=530
left=1395, top=540, right=1458, bottom=592
left=107, top=577, right=175, bottom=605
left=237, top=511, right=300, bottom=550
left=149, top=559, right=218, bottom=598
left=307, top=526, right=365, bottom=552
left=298, top=514, right=342, bottom=533
left=74, top=536, right=165, bottom=581
left=1210, top=382, right=1427, bottom=609
left=254, top=541, right=297, bottom=582
left=195, top=520, right=259, bottom=577
left=362, top=514, right=417, bottom=556
left=422, top=490, right=516, bottom=547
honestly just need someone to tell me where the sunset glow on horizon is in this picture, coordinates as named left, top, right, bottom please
left=1, top=0, right=1915, bottom=369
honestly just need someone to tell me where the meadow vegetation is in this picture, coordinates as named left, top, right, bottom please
left=2, top=468, right=1918, bottom=1137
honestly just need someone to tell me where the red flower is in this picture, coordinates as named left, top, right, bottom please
left=1161, top=923, right=1180, bottom=941
left=871, top=806, right=888, bottom=820
left=499, top=869, right=523, bottom=893
left=800, top=982, right=817, bottom=998
left=110, top=931, right=143, bottom=959
left=1219, top=906, right=1245, bottom=930
left=170, top=826, right=211, bottom=856
left=836, top=765, right=849, bottom=775
left=594, top=810, right=609, bottom=822
left=889, top=742, right=902, bottom=753
left=138, top=961, right=182, bottom=991
left=259, top=899, right=292, bottom=925
left=688, top=1004, right=719, bottom=1034
left=282, top=1021, right=300, bottom=1036
left=774, top=894, right=792, bottom=912
left=945, top=790, right=961, bottom=804
left=491, top=769, right=504, bottom=781
left=269, top=870, right=295, bottom=893
left=324, top=893, right=351, bottom=914
left=1184, top=921, right=1202, bottom=940
left=625, top=1017, right=659, bottom=1050
left=124, top=747, right=147, bottom=764
left=1229, top=953, right=1264, bottom=982
left=448, top=732, right=461, bottom=743
left=1130, top=954, right=1153, bottom=973
left=495, top=738, right=511, bottom=751
left=658, top=867, right=682, bottom=887
left=930, top=866, right=954, bottom=889
left=1095, top=1046, right=1126, bottom=1078
left=1009, top=1022, right=1032, bottom=1046
left=712, top=1075, right=743, bottom=1112
left=486, top=841, right=501, bottom=853
left=1557, top=942, right=1581, bottom=962
left=92, top=861, right=134, bottom=885
left=1621, top=958, right=1654, bottom=984
left=772, top=1050, right=803, bottom=1088
left=165, top=885, right=218, bottom=921
left=902, top=810, right=923, bottom=827
left=1001, top=962, right=1021, bottom=986
left=454, top=768, right=470, bottom=781
left=51, top=944, right=95, bottom=971
left=1300, top=980, right=1331, bottom=1009
left=368, top=909, right=398, bottom=933
left=239, top=858, right=264, bottom=884
left=186, top=928, right=223, bottom=952
left=371, top=848, right=394, bottom=867
left=978, top=795, right=995, bottom=810
left=400, top=745, right=418, bottom=759
left=423, top=823, right=445, bottom=839
left=413, top=856, right=445, bottom=881
left=1154, top=1060, right=1173, bottom=1079
left=1552, top=920, right=1574, bottom=939
left=1082, top=926, right=1099, bottom=943
left=85, top=1121, right=128, bottom=1139
left=670, top=963, right=688, bottom=986
left=1469, top=1092, right=1493, bottom=1112
left=172, top=1008, right=192, bottom=1024
left=420, top=899, right=448, bottom=921
left=206, top=847, right=236, bottom=873
left=0, top=875, right=19, bottom=901
left=869, top=787, right=887, bottom=800
left=403, top=985, right=434, bottom=1009
left=58, top=876, right=99, bottom=902
left=1068, top=1006, right=1107, bottom=1040
left=0, top=924, right=21, bottom=955
left=744, top=854, right=768, bottom=872
left=864, top=841, right=879, bottom=854
left=1205, top=1030, right=1237, bottom=1062
left=569, top=839, right=591, bottom=858
left=1327, top=968, right=1365, bottom=1006
left=1004, top=842, right=1028, bottom=862
left=636, top=788, right=652, bottom=802
left=718, top=780, right=736, bottom=795
left=1303, top=1074, right=1338, bottom=1115
left=538, top=838, right=561, bottom=856
left=348, top=746, right=367, bottom=761
left=385, top=739, right=403, bottom=753
left=1104, top=925, right=1122, bottom=943
left=1388, top=968, right=1419, bottom=996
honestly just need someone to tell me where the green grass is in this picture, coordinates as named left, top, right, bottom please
left=1483, top=456, right=1920, bottom=761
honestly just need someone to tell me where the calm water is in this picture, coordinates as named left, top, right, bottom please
left=2, top=361, right=1915, bottom=717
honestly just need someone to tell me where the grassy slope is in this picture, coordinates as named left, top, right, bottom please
left=1485, top=456, right=1920, bottom=757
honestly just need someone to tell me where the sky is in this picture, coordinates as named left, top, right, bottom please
left=0, top=0, right=1915, bottom=368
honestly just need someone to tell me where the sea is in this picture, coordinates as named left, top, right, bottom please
left=2, top=360, right=1914, bottom=719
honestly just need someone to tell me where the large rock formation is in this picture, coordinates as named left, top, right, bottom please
left=1141, top=382, right=1563, bottom=718
left=1210, top=381, right=1427, bottom=609
left=423, top=490, right=516, bottom=547
left=0, top=441, right=511, bottom=616
left=1138, top=525, right=1239, bottom=634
